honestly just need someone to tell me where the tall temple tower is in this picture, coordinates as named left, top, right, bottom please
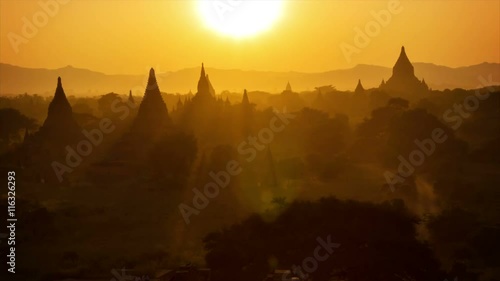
left=194, top=63, right=213, bottom=100
left=381, top=46, right=428, bottom=94
left=178, top=63, right=218, bottom=135
left=128, top=90, right=135, bottom=104
left=40, top=77, right=80, bottom=140
left=131, top=68, right=170, bottom=134
left=355, top=79, right=365, bottom=94
left=242, top=89, right=250, bottom=106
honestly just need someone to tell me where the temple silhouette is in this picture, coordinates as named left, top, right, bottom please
left=190, top=63, right=216, bottom=104
left=380, top=46, right=429, bottom=94
left=355, top=79, right=365, bottom=94
left=6, top=77, right=85, bottom=182
left=131, top=68, right=170, bottom=135
left=40, top=77, right=81, bottom=142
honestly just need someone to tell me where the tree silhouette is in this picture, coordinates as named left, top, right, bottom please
left=0, top=108, right=37, bottom=151
left=204, top=197, right=443, bottom=281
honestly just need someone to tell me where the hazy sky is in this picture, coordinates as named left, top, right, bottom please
left=1, top=0, right=499, bottom=74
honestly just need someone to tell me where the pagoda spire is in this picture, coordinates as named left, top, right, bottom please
left=201, top=63, right=206, bottom=77
left=55, top=77, right=63, bottom=97
left=146, top=68, right=158, bottom=92
left=355, top=79, right=365, bottom=94
left=383, top=46, right=428, bottom=94
left=128, top=90, right=134, bottom=104
left=196, top=63, right=211, bottom=99
left=131, top=67, right=170, bottom=134
left=143, top=67, right=166, bottom=105
left=392, top=46, right=414, bottom=78
left=52, top=77, right=70, bottom=105
left=40, top=76, right=80, bottom=139
left=46, top=76, right=73, bottom=118
left=240, top=89, right=253, bottom=135
left=242, top=89, right=250, bottom=105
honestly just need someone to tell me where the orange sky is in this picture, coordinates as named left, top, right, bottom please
left=1, top=0, right=499, bottom=75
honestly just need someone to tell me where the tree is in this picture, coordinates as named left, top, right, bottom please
left=97, top=92, right=121, bottom=118
left=383, top=108, right=467, bottom=172
left=204, top=197, right=444, bottom=281
left=0, top=108, right=37, bottom=148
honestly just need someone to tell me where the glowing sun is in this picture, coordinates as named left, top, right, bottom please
left=197, top=0, right=284, bottom=38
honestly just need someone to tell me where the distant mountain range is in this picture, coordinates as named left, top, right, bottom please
left=0, top=62, right=499, bottom=96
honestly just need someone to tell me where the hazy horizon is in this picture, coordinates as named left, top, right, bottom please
left=2, top=56, right=499, bottom=95
left=2, top=59, right=500, bottom=76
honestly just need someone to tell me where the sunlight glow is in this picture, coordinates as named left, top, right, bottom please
left=197, top=0, right=284, bottom=38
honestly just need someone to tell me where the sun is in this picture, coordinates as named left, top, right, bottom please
left=197, top=0, right=284, bottom=38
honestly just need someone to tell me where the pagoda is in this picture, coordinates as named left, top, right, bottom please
left=381, top=46, right=428, bottom=94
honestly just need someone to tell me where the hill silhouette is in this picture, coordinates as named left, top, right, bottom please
left=1, top=62, right=498, bottom=95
